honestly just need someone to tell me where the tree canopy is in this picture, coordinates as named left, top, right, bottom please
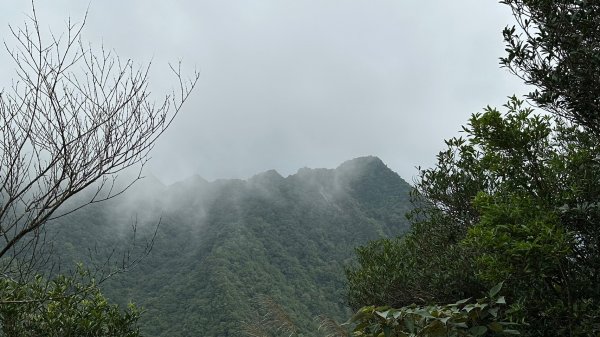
left=347, top=1, right=600, bottom=336
left=501, top=0, right=600, bottom=133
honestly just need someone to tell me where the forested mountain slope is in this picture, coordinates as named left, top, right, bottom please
left=50, top=156, right=412, bottom=336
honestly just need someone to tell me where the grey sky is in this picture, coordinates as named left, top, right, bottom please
left=1, top=1, right=526, bottom=184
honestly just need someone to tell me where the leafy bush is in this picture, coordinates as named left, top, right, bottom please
left=0, top=267, right=141, bottom=337
left=349, top=284, right=518, bottom=337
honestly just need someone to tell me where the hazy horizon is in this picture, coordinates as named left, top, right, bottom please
left=1, top=1, right=528, bottom=184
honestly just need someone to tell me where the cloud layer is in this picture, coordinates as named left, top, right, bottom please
left=0, top=1, right=527, bottom=183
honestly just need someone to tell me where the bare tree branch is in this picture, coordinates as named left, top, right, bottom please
left=0, top=2, right=199, bottom=276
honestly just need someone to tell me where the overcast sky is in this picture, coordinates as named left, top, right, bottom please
left=1, top=1, right=527, bottom=184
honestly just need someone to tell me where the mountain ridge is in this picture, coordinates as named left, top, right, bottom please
left=50, top=156, right=413, bottom=336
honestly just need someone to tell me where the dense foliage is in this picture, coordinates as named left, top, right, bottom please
left=0, top=268, right=141, bottom=336
left=501, top=0, right=600, bottom=133
left=349, top=283, right=518, bottom=337
left=347, top=97, right=600, bottom=336
left=348, top=1, right=600, bottom=336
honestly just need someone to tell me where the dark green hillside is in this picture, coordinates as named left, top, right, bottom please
left=49, top=156, right=412, bottom=337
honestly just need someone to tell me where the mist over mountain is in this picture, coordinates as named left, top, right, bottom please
left=50, top=156, right=413, bottom=336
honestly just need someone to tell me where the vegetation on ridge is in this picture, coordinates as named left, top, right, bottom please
left=52, top=157, right=412, bottom=336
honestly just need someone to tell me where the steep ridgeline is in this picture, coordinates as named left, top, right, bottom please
left=50, top=156, right=413, bottom=337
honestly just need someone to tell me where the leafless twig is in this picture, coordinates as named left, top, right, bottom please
left=0, top=2, right=199, bottom=278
